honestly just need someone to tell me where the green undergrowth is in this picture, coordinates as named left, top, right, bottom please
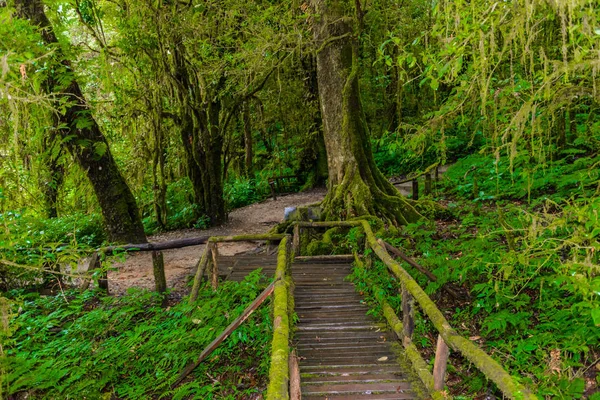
left=1, top=270, right=272, bottom=399
left=0, top=212, right=104, bottom=291
left=349, top=154, right=600, bottom=399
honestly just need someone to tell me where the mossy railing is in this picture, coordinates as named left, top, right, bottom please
left=187, top=232, right=293, bottom=399
left=292, top=220, right=537, bottom=400
left=265, top=237, right=293, bottom=400
left=189, top=233, right=285, bottom=302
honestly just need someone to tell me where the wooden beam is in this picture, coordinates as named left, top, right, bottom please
left=189, top=245, right=211, bottom=303
left=100, top=236, right=209, bottom=256
left=211, top=242, right=219, bottom=290
left=152, top=250, right=167, bottom=293
left=381, top=241, right=438, bottom=282
left=80, top=251, right=100, bottom=291
left=289, top=350, right=301, bottom=400
left=425, top=173, right=432, bottom=195
left=412, top=179, right=419, bottom=200
left=433, top=334, right=450, bottom=391
left=293, top=224, right=300, bottom=256
left=402, top=284, right=414, bottom=338
left=173, top=281, right=275, bottom=388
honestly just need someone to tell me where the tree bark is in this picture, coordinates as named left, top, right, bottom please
left=311, top=0, right=420, bottom=224
left=171, top=38, right=226, bottom=225
left=15, top=0, right=147, bottom=244
left=242, top=102, right=253, bottom=177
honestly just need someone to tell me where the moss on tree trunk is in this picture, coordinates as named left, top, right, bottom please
left=312, top=0, right=421, bottom=225
left=15, top=0, right=147, bottom=244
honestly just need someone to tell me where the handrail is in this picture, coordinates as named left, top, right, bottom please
left=189, top=233, right=286, bottom=302
left=186, top=232, right=293, bottom=399
left=265, top=236, right=292, bottom=400
left=291, top=220, right=537, bottom=400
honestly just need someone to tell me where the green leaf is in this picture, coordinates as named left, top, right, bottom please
left=592, top=309, right=600, bottom=327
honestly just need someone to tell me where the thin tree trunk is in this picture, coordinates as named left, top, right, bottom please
left=242, top=102, right=253, bottom=177
left=15, top=0, right=147, bottom=244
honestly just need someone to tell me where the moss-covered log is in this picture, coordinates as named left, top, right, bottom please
left=311, top=0, right=421, bottom=225
left=266, top=237, right=291, bottom=400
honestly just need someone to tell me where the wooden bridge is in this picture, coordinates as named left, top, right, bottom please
left=184, top=222, right=538, bottom=400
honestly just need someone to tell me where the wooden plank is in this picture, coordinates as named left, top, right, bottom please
left=295, top=255, right=355, bottom=262
left=173, top=281, right=275, bottom=388
left=100, top=236, right=209, bottom=255
left=289, top=350, right=301, bottom=400
left=432, top=334, right=449, bottom=391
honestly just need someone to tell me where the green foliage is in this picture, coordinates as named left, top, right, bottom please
left=224, top=177, right=267, bottom=211
left=444, top=152, right=600, bottom=205
left=0, top=211, right=104, bottom=290
left=2, top=271, right=272, bottom=399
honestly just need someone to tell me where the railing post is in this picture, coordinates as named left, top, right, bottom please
left=433, top=334, right=450, bottom=391
left=269, top=180, right=277, bottom=200
left=152, top=250, right=167, bottom=293
left=425, top=173, right=432, bottom=196
left=293, top=224, right=300, bottom=256
left=412, top=179, right=419, bottom=200
left=402, top=284, right=414, bottom=338
left=81, top=251, right=101, bottom=291
left=211, top=242, right=219, bottom=290
left=190, top=244, right=212, bottom=303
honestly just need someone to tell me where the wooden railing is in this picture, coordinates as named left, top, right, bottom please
left=185, top=232, right=293, bottom=400
left=393, top=162, right=439, bottom=200
left=265, top=236, right=294, bottom=400
left=81, top=236, right=211, bottom=294
left=267, top=175, right=299, bottom=200
left=188, top=233, right=285, bottom=302
left=292, top=220, right=537, bottom=400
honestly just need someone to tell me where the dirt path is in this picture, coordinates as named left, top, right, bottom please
left=106, top=188, right=326, bottom=295
left=105, top=166, right=451, bottom=296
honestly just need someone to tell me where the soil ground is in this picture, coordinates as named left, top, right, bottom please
left=105, top=188, right=326, bottom=295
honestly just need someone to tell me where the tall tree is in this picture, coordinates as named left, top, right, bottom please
left=311, top=0, right=420, bottom=224
left=14, top=0, right=147, bottom=243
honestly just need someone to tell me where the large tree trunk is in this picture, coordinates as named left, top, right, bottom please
left=311, top=0, right=420, bottom=224
left=171, top=39, right=226, bottom=226
left=16, top=0, right=147, bottom=243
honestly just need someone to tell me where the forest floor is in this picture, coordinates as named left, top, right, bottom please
left=105, top=173, right=436, bottom=296
left=106, top=188, right=327, bottom=295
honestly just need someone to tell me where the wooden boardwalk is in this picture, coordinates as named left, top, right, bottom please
left=292, top=259, right=418, bottom=399
left=220, top=254, right=419, bottom=399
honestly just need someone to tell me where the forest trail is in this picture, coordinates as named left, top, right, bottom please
left=107, top=188, right=326, bottom=295
left=106, top=168, right=448, bottom=296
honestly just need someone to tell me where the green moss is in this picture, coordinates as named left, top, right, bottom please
left=266, top=237, right=291, bottom=400
left=306, top=240, right=333, bottom=256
